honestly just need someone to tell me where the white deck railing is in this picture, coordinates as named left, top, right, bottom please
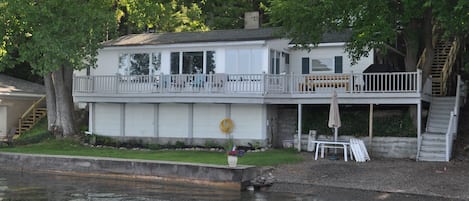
left=73, top=71, right=421, bottom=95
left=445, top=75, right=463, bottom=161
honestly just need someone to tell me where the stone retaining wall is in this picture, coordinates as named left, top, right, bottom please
left=292, top=135, right=417, bottom=159
left=0, top=152, right=257, bottom=190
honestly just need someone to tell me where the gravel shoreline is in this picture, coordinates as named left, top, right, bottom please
left=265, top=153, right=469, bottom=200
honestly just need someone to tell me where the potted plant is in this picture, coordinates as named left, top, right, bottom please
left=226, top=145, right=245, bottom=167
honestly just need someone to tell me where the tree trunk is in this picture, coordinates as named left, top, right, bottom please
left=421, top=7, right=434, bottom=81
left=403, top=22, right=420, bottom=72
left=44, top=73, right=57, bottom=132
left=51, top=66, right=79, bottom=138
left=403, top=20, right=422, bottom=128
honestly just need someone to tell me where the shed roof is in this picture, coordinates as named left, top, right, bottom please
left=0, top=74, right=45, bottom=95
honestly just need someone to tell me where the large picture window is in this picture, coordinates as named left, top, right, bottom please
left=118, top=52, right=161, bottom=75
left=170, top=50, right=216, bottom=74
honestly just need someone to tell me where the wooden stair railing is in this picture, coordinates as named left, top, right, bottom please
left=430, top=40, right=452, bottom=96
left=15, top=96, right=47, bottom=137
left=440, top=37, right=460, bottom=96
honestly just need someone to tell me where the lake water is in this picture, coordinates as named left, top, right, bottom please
left=0, top=168, right=307, bottom=201
left=0, top=168, right=459, bottom=201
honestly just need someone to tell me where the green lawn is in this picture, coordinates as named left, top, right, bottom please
left=0, top=139, right=303, bottom=166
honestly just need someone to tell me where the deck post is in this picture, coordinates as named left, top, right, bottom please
left=369, top=104, right=373, bottom=148
left=297, top=103, right=302, bottom=152
left=417, top=101, right=422, bottom=159
left=417, top=69, right=422, bottom=93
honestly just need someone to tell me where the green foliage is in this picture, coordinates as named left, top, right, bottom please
left=200, top=0, right=270, bottom=30
left=174, top=141, right=186, bottom=148
left=13, top=119, right=53, bottom=145
left=119, top=0, right=208, bottom=34
left=0, top=0, right=117, bottom=74
left=223, top=136, right=235, bottom=152
left=203, top=140, right=220, bottom=148
left=0, top=139, right=303, bottom=166
left=268, top=0, right=469, bottom=65
left=302, top=105, right=416, bottom=137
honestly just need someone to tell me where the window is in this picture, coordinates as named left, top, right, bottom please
left=310, top=58, right=333, bottom=72
left=284, top=53, right=290, bottom=64
left=206, top=51, right=216, bottom=74
left=170, top=51, right=216, bottom=74
left=170, top=52, right=180, bottom=74
left=118, top=52, right=161, bottom=75
left=183, top=52, right=203, bottom=74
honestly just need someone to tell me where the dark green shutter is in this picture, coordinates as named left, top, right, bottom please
left=334, top=56, right=343, bottom=73
left=302, top=57, right=309, bottom=74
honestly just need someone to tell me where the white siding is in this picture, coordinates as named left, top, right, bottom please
left=124, top=104, right=154, bottom=137
left=93, top=50, right=119, bottom=75
left=0, top=106, right=6, bottom=137
left=94, top=103, right=122, bottom=136
left=158, top=103, right=189, bottom=138
left=193, top=104, right=226, bottom=138
left=230, top=104, right=264, bottom=140
left=289, top=44, right=373, bottom=74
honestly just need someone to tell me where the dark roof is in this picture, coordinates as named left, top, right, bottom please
left=103, top=27, right=284, bottom=47
left=0, top=74, right=45, bottom=95
left=320, top=30, right=352, bottom=43
left=103, top=27, right=352, bottom=47
left=363, top=64, right=403, bottom=73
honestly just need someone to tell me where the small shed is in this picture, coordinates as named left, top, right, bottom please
left=0, top=74, right=45, bottom=139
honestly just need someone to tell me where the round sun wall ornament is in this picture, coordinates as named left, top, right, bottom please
left=219, top=118, right=234, bottom=134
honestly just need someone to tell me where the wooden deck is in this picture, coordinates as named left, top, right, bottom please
left=73, top=71, right=423, bottom=104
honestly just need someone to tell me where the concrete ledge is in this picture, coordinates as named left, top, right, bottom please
left=0, top=152, right=257, bottom=190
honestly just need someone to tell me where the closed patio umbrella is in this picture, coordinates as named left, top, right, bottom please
left=328, top=91, right=341, bottom=142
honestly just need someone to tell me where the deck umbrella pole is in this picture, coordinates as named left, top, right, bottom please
left=369, top=104, right=373, bottom=147
left=297, top=104, right=302, bottom=152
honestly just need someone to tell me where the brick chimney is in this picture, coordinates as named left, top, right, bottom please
left=244, top=11, right=260, bottom=29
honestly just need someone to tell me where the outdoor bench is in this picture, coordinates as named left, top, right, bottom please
left=299, top=75, right=350, bottom=92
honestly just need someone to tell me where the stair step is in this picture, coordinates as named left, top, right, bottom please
left=427, top=128, right=449, bottom=133
left=418, top=151, right=446, bottom=158
left=420, top=147, right=446, bottom=154
left=418, top=156, right=447, bottom=162
left=428, top=118, right=451, bottom=125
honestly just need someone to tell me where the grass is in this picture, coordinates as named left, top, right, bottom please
left=1, top=117, right=303, bottom=166
left=1, top=138, right=303, bottom=167
left=13, top=118, right=53, bottom=145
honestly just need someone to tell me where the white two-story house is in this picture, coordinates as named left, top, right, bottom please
left=73, top=26, right=462, bottom=161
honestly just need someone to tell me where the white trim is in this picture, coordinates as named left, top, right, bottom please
left=104, top=40, right=267, bottom=51
left=297, top=104, right=302, bottom=151
left=120, top=103, right=126, bottom=136
left=0, top=93, right=45, bottom=98
left=89, top=103, right=94, bottom=134
left=288, top=42, right=346, bottom=48
left=188, top=103, right=193, bottom=141
left=154, top=104, right=159, bottom=138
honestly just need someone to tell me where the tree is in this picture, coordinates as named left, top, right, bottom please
left=118, top=0, right=209, bottom=34
left=199, top=0, right=270, bottom=30
left=268, top=0, right=469, bottom=77
left=0, top=0, right=117, bottom=138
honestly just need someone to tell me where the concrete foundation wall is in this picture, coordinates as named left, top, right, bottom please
left=365, top=137, right=417, bottom=159
left=0, top=153, right=257, bottom=190
left=294, top=135, right=417, bottom=159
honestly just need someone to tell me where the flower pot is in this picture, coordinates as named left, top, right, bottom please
left=227, top=155, right=238, bottom=167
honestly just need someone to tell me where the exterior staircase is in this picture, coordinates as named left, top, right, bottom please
left=430, top=41, right=452, bottom=96
left=14, top=107, right=47, bottom=137
left=13, top=96, right=47, bottom=139
left=418, top=97, right=456, bottom=161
